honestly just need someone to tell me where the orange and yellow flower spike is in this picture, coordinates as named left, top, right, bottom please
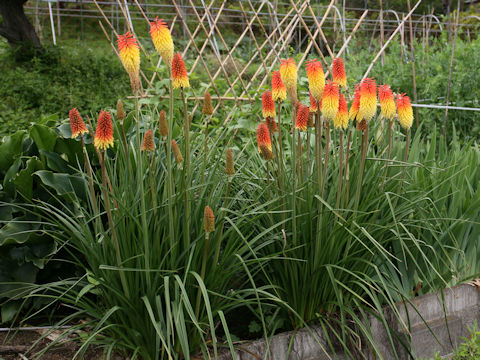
left=150, top=17, right=174, bottom=66
left=280, top=58, right=297, bottom=103
left=396, top=93, right=414, bottom=130
left=306, top=58, right=325, bottom=101
left=332, top=58, right=347, bottom=88
left=117, top=32, right=141, bottom=92
left=358, top=77, right=377, bottom=122
left=309, top=91, right=318, bottom=113
left=69, top=108, right=88, bottom=139
left=262, top=90, right=276, bottom=119
left=295, top=104, right=310, bottom=131
left=257, top=122, right=273, bottom=160
left=171, top=53, right=190, bottom=89
left=141, top=129, right=155, bottom=151
left=94, top=111, right=114, bottom=150
left=321, top=80, right=340, bottom=121
left=271, top=71, right=286, bottom=102
left=378, top=85, right=396, bottom=120
left=349, top=84, right=361, bottom=121
left=334, top=93, right=349, bottom=130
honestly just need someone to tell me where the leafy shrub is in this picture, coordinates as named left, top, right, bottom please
left=0, top=40, right=131, bottom=135
left=0, top=114, right=91, bottom=323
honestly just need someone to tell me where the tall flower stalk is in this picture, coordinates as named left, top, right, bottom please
left=173, top=52, right=191, bottom=247
left=150, top=18, right=176, bottom=253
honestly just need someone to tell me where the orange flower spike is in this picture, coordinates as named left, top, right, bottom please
left=396, top=93, right=414, bottom=130
left=349, top=85, right=361, bottom=121
left=262, top=90, right=276, bottom=119
left=117, top=32, right=140, bottom=77
left=306, top=59, right=325, bottom=101
left=202, top=91, right=214, bottom=115
left=295, top=104, right=309, bottom=131
left=334, top=93, right=349, bottom=130
left=150, top=17, right=174, bottom=65
left=141, top=129, right=155, bottom=151
left=266, top=117, right=278, bottom=132
left=271, top=71, right=286, bottom=102
left=279, top=58, right=297, bottom=102
left=256, top=122, right=273, bottom=160
left=378, top=85, right=396, bottom=120
left=171, top=53, right=190, bottom=89
left=94, top=111, right=114, bottom=150
left=172, top=139, right=184, bottom=164
left=332, top=58, right=347, bottom=88
left=204, top=206, right=215, bottom=234
left=321, top=80, right=340, bottom=121
left=158, top=110, right=168, bottom=138
left=69, top=108, right=88, bottom=139
left=359, top=78, right=377, bottom=122
left=309, top=91, right=318, bottom=113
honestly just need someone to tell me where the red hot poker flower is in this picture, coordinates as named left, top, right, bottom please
left=171, top=53, right=190, bottom=89
left=69, top=108, right=88, bottom=138
left=295, top=103, right=310, bottom=131
left=94, top=111, right=114, bottom=150
left=332, top=58, right=347, bottom=88
left=262, top=90, right=276, bottom=119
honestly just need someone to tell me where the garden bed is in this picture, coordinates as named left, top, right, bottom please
left=217, top=283, right=480, bottom=360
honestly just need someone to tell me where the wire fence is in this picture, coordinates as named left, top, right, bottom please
left=24, top=0, right=480, bottom=118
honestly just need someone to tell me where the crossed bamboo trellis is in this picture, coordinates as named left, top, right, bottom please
left=93, top=0, right=421, bottom=125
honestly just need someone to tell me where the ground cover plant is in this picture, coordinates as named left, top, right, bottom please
left=1, top=11, right=480, bottom=360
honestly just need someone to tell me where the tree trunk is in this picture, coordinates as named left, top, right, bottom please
left=0, top=0, right=43, bottom=51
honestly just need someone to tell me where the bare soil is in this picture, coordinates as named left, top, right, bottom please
left=0, top=329, right=125, bottom=360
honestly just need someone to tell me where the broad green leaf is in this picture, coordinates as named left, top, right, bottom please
left=13, top=157, right=43, bottom=200
left=29, top=124, right=57, bottom=153
left=35, top=170, right=87, bottom=201
left=0, top=131, right=26, bottom=170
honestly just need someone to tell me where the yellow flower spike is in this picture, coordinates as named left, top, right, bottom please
left=396, top=93, right=414, bottom=130
left=334, top=93, right=349, bottom=130
left=150, top=17, right=174, bottom=66
left=321, top=81, right=340, bottom=121
left=117, top=32, right=141, bottom=93
left=306, top=58, right=325, bottom=101
left=378, top=85, right=397, bottom=121
left=358, top=78, right=377, bottom=123
left=280, top=58, right=297, bottom=104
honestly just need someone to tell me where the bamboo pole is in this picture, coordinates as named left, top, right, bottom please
left=443, top=0, right=461, bottom=138
left=362, top=0, right=423, bottom=80
left=407, top=0, right=419, bottom=128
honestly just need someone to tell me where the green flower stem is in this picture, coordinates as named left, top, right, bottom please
left=291, top=109, right=297, bottom=244
left=135, top=97, right=151, bottom=289
left=100, top=150, right=129, bottom=297
left=196, top=232, right=210, bottom=319
left=336, top=129, right=344, bottom=210
left=167, top=72, right=175, bottom=259
left=181, top=87, right=191, bottom=249
left=354, top=125, right=369, bottom=213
